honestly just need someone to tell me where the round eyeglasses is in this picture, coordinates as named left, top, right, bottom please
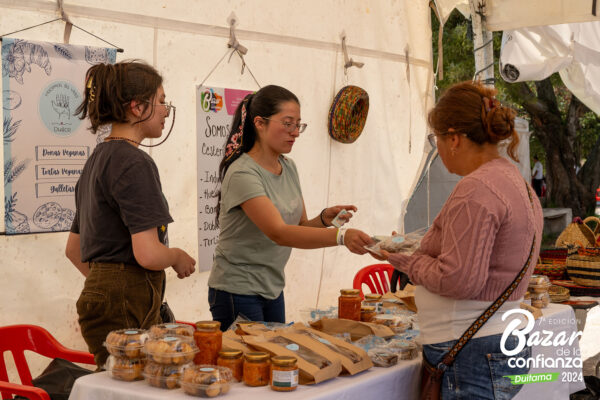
left=145, top=101, right=175, bottom=118
left=262, top=117, right=307, bottom=134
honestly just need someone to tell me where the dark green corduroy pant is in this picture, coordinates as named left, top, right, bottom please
left=76, top=262, right=164, bottom=368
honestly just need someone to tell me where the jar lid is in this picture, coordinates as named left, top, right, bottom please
left=271, top=355, right=297, bottom=367
left=195, top=320, right=221, bottom=330
left=361, top=305, right=376, bottom=312
left=340, top=289, right=360, bottom=296
left=219, top=349, right=243, bottom=358
left=236, top=321, right=257, bottom=327
left=364, top=293, right=382, bottom=300
left=244, top=352, right=269, bottom=362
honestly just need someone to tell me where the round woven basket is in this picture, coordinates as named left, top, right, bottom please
left=534, top=262, right=567, bottom=280
left=548, top=285, right=570, bottom=303
left=566, top=255, right=600, bottom=287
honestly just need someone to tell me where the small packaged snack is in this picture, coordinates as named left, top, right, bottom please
left=387, top=339, right=418, bottom=360
left=530, top=291, right=550, bottom=308
left=367, top=348, right=398, bottom=367
left=372, top=315, right=410, bottom=334
left=144, top=335, right=198, bottom=365
left=143, top=361, right=188, bottom=389
left=528, top=275, right=551, bottom=293
left=105, top=355, right=145, bottom=381
left=104, top=329, right=149, bottom=358
left=181, top=365, right=233, bottom=397
left=149, top=323, right=195, bottom=338
left=365, top=228, right=426, bottom=256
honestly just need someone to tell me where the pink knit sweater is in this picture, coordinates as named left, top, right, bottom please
left=389, top=158, right=543, bottom=301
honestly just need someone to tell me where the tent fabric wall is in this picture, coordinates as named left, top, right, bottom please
left=436, top=0, right=600, bottom=30
left=0, top=0, right=433, bottom=379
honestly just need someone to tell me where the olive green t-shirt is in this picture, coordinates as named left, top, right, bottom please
left=208, top=153, right=303, bottom=299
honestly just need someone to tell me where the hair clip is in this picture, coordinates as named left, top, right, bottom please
left=87, top=76, right=96, bottom=104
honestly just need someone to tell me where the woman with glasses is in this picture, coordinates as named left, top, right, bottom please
left=372, top=81, right=543, bottom=399
left=65, top=61, right=196, bottom=368
left=208, top=85, right=373, bottom=329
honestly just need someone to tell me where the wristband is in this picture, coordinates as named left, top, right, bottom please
left=320, top=208, right=329, bottom=227
left=336, top=228, right=347, bottom=246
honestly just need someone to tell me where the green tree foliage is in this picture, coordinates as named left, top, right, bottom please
left=431, top=8, right=600, bottom=216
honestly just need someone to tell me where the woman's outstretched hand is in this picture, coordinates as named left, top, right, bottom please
left=343, top=229, right=374, bottom=255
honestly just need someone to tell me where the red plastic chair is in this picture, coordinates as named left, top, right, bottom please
left=0, top=324, right=95, bottom=400
left=353, top=263, right=397, bottom=299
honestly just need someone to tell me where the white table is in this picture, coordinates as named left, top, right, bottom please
left=69, top=304, right=585, bottom=400
left=69, top=358, right=422, bottom=400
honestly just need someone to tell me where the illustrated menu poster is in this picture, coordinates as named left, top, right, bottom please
left=196, top=86, right=253, bottom=271
left=2, top=38, right=117, bottom=234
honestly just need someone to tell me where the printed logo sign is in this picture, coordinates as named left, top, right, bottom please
left=39, top=80, right=82, bottom=137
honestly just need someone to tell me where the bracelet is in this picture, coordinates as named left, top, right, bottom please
left=320, top=208, right=329, bottom=227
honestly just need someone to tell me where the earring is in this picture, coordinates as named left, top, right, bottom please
left=451, top=148, right=457, bottom=156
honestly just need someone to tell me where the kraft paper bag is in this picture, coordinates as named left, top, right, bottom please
left=309, top=318, right=394, bottom=341
left=243, top=331, right=342, bottom=384
left=290, top=324, right=373, bottom=375
left=222, top=331, right=255, bottom=354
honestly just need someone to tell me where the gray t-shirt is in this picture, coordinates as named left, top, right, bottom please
left=208, top=153, right=303, bottom=299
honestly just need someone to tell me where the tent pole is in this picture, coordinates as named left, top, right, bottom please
left=469, top=0, right=494, bottom=87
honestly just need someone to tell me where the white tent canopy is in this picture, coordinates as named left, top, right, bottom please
left=436, top=0, right=600, bottom=29
left=500, top=21, right=600, bottom=115
left=0, top=0, right=434, bottom=377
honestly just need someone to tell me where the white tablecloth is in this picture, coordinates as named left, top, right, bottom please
left=69, top=304, right=585, bottom=400
left=69, top=358, right=422, bottom=400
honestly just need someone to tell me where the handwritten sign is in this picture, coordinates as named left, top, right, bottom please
left=196, top=86, right=253, bottom=271
left=2, top=38, right=116, bottom=234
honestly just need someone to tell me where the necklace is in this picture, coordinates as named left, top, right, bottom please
left=104, top=136, right=140, bottom=146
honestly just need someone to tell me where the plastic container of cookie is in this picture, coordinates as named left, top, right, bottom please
left=181, top=365, right=233, bottom=398
left=143, top=361, right=190, bottom=389
left=149, top=323, right=195, bottom=338
left=143, top=335, right=198, bottom=365
left=528, top=275, right=551, bottom=293
left=104, top=329, right=149, bottom=358
left=530, top=291, right=550, bottom=308
left=105, top=355, right=146, bottom=381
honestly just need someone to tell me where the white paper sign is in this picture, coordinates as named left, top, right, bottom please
left=196, top=86, right=253, bottom=271
left=2, top=38, right=116, bottom=234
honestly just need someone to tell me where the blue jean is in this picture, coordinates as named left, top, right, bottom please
left=423, top=333, right=531, bottom=400
left=208, top=288, right=285, bottom=331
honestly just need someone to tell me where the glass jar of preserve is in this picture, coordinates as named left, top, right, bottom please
left=243, top=352, right=270, bottom=387
left=193, top=321, right=222, bottom=365
left=363, top=293, right=383, bottom=312
left=217, top=349, right=243, bottom=382
left=338, top=289, right=361, bottom=321
left=270, top=355, right=298, bottom=392
left=235, top=321, right=257, bottom=336
left=360, top=305, right=377, bottom=322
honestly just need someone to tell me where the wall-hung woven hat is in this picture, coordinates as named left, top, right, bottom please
left=328, top=85, right=369, bottom=143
